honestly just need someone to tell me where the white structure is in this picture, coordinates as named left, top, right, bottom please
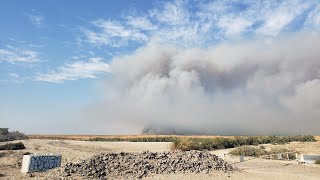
left=240, top=156, right=244, bottom=162
left=300, top=154, right=320, bottom=164
left=21, top=154, right=61, bottom=173
left=277, top=154, right=282, bottom=160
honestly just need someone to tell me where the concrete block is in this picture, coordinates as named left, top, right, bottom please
left=21, top=154, right=61, bottom=173
left=277, top=154, right=282, bottom=160
left=300, top=154, right=320, bottom=164
left=240, top=156, right=244, bottom=162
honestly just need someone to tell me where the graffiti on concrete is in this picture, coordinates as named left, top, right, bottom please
left=28, top=155, right=61, bottom=172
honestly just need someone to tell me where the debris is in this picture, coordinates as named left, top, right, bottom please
left=62, top=150, right=235, bottom=179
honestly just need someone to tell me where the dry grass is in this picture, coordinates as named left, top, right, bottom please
left=171, top=138, right=194, bottom=151
left=33, top=143, right=41, bottom=150
left=229, top=146, right=297, bottom=157
left=229, top=146, right=267, bottom=157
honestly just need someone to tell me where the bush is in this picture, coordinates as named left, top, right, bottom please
left=0, top=142, right=25, bottom=150
left=33, top=143, right=41, bottom=150
left=229, top=146, right=267, bottom=157
left=229, top=146, right=296, bottom=158
left=315, top=159, right=320, bottom=165
left=171, top=138, right=194, bottom=151
left=0, top=128, right=9, bottom=135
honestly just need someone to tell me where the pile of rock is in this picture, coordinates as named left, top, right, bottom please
left=63, top=150, right=235, bottom=179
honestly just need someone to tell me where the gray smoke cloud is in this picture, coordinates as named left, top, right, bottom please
left=85, top=32, right=320, bottom=135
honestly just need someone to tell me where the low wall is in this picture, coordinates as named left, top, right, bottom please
left=300, top=154, right=320, bottom=164
left=21, top=154, right=61, bottom=173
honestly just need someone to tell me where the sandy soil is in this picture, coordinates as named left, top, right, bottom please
left=1, top=139, right=320, bottom=179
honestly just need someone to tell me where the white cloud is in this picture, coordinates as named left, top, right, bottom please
left=7, top=73, right=25, bottom=83
left=218, top=17, right=252, bottom=35
left=35, top=57, right=111, bottom=83
left=85, top=20, right=148, bottom=47
left=126, top=16, right=156, bottom=30
left=9, top=73, right=19, bottom=78
left=152, top=0, right=189, bottom=25
left=304, top=3, right=320, bottom=30
left=0, top=47, right=39, bottom=63
left=256, top=0, right=311, bottom=36
left=28, top=14, right=45, bottom=27
left=81, top=0, right=317, bottom=48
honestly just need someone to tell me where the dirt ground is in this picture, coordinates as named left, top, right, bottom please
left=1, top=139, right=320, bottom=179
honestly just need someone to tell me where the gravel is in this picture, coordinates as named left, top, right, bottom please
left=60, top=150, right=235, bottom=179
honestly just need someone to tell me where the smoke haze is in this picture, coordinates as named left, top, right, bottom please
left=85, top=32, right=320, bottom=135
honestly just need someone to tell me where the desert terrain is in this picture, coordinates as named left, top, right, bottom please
left=0, top=136, right=320, bottom=179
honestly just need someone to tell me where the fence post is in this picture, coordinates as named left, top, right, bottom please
left=240, top=156, right=244, bottom=162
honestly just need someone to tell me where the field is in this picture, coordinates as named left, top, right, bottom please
left=0, top=135, right=320, bottom=179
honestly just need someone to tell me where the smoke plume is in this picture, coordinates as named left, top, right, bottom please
left=85, top=32, right=320, bottom=135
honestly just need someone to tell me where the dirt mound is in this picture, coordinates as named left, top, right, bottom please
left=0, top=142, right=25, bottom=150
left=62, top=150, right=235, bottom=179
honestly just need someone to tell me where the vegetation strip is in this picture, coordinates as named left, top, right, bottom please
left=84, top=135, right=316, bottom=151
left=171, top=136, right=316, bottom=151
left=28, top=135, right=316, bottom=151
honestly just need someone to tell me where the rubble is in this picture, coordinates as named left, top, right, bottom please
left=62, top=150, right=235, bottom=179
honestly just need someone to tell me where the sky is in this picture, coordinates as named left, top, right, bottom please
left=1, top=0, right=320, bottom=135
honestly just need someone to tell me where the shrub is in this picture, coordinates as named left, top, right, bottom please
left=0, top=142, right=25, bottom=150
left=315, top=159, right=320, bottom=165
left=229, top=146, right=297, bottom=158
left=33, top=143, right=41, bottom=150
left=171, top=138, right=194, bottom=151
left=229, top=146, right=267, bottom=157
left=0, top=128, right=9, bottom=135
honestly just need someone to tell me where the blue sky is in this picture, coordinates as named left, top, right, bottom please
left=1, top=0, right=320, bottom=134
